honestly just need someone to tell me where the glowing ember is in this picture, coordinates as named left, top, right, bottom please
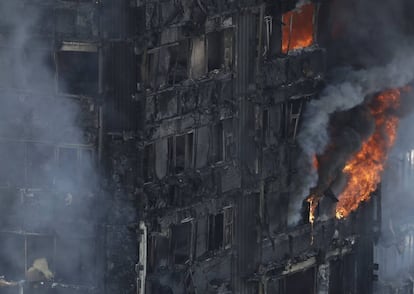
left=307, top=195, right=318, bottom=224
left=336, top=89, right=401, bottom=219
left=282, top=3, right=315, bottom=53
left=312, top=155, right=319, bottom=170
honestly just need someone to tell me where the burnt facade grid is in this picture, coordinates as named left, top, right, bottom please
left=0, top=0, right=387, bottom=294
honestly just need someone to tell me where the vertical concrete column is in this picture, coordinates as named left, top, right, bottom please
left=316, top=263, right=330, bottom=294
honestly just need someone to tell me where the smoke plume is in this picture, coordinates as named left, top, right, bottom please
left=0, top=1, right=98, bottom=286
left=288, top=0, right=414, bottom=225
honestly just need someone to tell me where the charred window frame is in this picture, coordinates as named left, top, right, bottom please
left=167, top=131, right=194, bottom=174
left=144, top=40, right=190, bottom=90
left=55, top=237, right=96, bottom=285
left=56, top=44, right=99, bottom=97
left=0, top=141, right=94, bottom=190
left=212, top=121, right=225, bottom=163
left=207, top=206, right=233, bottom=251
left=262, top=109, right=270, bottom=145
left=168, top=40, right=189, bottom=85
left=223, top=206, right=234, bottom=249
left=0, top=233, right=95, bottom=286
left=170, top=220, right=194, bottom=265
left=282, top=99, right=304, bottom=142
left=189, top=36, right=206, bottom=79
left=208, top=213, right=224, bottom=251
left=56, top=146, right=95, bottom=190
left=281, top=3, right=316, bottom=54
left=207, top=28, right=234, bottom=72
left=143, top=143, right=155, bottom=183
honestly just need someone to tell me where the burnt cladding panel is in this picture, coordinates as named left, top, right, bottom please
left=235, top=193, right=259, bottom=294
left=235, top=12, right=257, bottom=96
left=105, top=43, right=139, bottom=131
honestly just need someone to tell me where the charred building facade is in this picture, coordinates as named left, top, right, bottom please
left=1, top=0, right=414, bottom=294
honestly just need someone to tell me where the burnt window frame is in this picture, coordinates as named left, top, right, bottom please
left=55, top=44, right=99, bottom=97
left=223, top=206, right=234, bottom=249
left=167, top=131, right=195, bottom=174
left=143, top=143, right=155, bottom=183
left=282, top=98, right=304, bottom=142
left=207, top=206, right=234, bottom=252
left=281, top=3, right=316, bottom=54
left=208, top=213, right=224, bottom=251
left=144, top=40, right=190, bottom=90
left=206, top=28, right=235, bottom=72
left=170, top=219, right=195, bottom=265
left=212, top=121, right=225, bottom=163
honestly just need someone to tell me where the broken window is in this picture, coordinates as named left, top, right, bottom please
left=171, top=222, right=192, bottom=264
left=143, top=144, right=155, bottom=183
left=207, top=29, right=234, bottom=72
left=56, top=50, right=98, bottom=96
left=282, top=3, right=315, bottom=53
left=212, top=122, right=225, bottom=163
left=208, top=213, right=224, bottom=251
left=168, top=132, right=194, bottom=174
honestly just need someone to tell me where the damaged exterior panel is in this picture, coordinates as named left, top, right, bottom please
left=0, top=0, right=385, bottom=294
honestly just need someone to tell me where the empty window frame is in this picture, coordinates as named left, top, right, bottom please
left=143, top=143, right=155, bottom=183
left=282, top=3, right=315, bottom=53
left=168, top=132, right=194, bottom=174
left=56, top=50, right=98, bottom=96
left=207, top=28, right=234, bottom=72
left=171, top=222, right=193, bottom=265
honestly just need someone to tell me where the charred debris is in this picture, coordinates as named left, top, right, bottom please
left=0, top=0, right=413, bottom=293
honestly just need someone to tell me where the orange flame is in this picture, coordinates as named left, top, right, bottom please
left=336, top=89, right=401, bottom=219
left=282, top=3, right=315, bottom=53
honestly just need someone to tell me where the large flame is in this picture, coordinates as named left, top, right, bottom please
left=282, top=3, right=315, bottom=53
left=335, top=89, right=401, bottom=219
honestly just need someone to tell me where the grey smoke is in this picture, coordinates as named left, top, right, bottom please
left=0, top=1, right=98, bottom=284
left=288, top=50, right=414, bottom=226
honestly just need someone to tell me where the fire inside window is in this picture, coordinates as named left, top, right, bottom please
left=282, top=3, right=315, bottom=53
